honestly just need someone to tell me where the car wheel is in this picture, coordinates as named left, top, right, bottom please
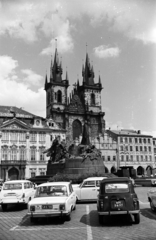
left=150, top=201, right=156, bottom=212
left=66, top=212, right=71, bottom=221
left=98, top=215, right=103, bottom=225
left=1, top=204, right=7, bottom=211
left=30, top=217, right=37, bottom=223
left=73, top=204, right=76, bottom=210
left=134, top=213, right=140, bottom=224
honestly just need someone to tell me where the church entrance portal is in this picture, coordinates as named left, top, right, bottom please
left=72, top=120, right=82, bottom=140
left=8, top=167, right=19, bottom=180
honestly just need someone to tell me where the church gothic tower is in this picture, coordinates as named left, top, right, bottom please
left=44, top=48, right=105, bottom=144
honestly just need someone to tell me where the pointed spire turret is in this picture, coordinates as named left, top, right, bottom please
left=44, top=73, right=48, bottom=90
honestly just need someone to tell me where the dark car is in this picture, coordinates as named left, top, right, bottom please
left=97, top=177, right=140, bottom=224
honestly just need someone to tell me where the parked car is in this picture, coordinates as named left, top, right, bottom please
left=0, top=179, right=3, bottom=191
left=27, top=182, right=77, bottom=223
left=147, top=189, right=156, bottom=211
left=73, top=177, right=107, bottom=202
left=0, top=180, right=35, bottom=211
left=97, top=177, right=140, bottom=224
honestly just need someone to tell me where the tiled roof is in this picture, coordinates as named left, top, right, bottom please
left=107, top=129, right=152, bottom=137
left=0, top=105, right=37, bottom=118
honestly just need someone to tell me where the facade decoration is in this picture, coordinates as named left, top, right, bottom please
left=0, top=106, right=66, bottom=180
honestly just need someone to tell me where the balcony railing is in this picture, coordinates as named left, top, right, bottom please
left=1, top=160, right=27, bottom=165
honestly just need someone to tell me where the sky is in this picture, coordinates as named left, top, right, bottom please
left=0, top=0, right=156, bottom=136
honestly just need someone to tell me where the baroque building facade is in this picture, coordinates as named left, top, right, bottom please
left=107, top=129, right=156, bottom=176
left=0, top=106, right=66, bottom=181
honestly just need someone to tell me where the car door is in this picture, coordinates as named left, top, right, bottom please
left=80, top=180, right=96, bottom=200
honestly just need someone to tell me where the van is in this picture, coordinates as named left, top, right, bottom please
left=0, top=180, right=35, bottom=211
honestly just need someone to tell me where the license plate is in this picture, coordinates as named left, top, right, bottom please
left=42, top=205, right=53, bottom=209
left=112, top=201, right=123, bottom=209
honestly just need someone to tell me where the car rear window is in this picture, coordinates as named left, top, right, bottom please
left=105, top=183, right=129, bottom=193
left=35, top=185, right=68, bottom=197
left=3, top=183, right=22, bottom=190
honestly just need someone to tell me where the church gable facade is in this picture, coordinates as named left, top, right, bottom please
left=44, top=49, right=105, bottom=144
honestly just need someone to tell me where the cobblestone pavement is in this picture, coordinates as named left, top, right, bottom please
left=0, top=187, right=156, bottom=240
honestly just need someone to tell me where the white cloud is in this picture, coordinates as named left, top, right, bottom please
left=21, top=69, right=43, bottom=87
left=0, top=55, right=46, bottom=117
left=0, top=0, right=155, bottom=50
left=41, top=19, right=74, bottom=55
left=93, top=45, right=120, bottom=58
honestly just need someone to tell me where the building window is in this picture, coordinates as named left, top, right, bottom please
left=139, top=138, right=142, bottom=144
left=130, top=146, right=133, bottom=151
left=10, top=147, right=17, bottom=160
left=129, top=138, right=132, bottom=143
left=145, top=155, right=148, bottom=161
left=135, top=138, right=137, bottom=143
left=19, top=132, right=26, bottom=142
left=2, top=147, right=8, bottom=160
left=148, top=138, right=151, bottom=144
left=126, top=155, right=129, bottom=161
left=121, top=155, right=124, bottom=161
left=125, top=146, right=128, bottom=151
left=31, top=172, right=35, bottom=178
left=149, top=155, right=152, bottom=161
left=30, top=133, right=37, bottom=142
left=19, top=147, right=26, bottom=161
left=107, top=156, right=110, bottom=161
left=57, top=90, right=62, bottom=103
left=144, top=146, right=147, bottom=152
left=141, top=155, right=143, bottom=161
left=39, top=147, right=45, bottom=161
left=149, top=146, right=151, bottom=152
left=39, top=133, right=45, bottom=142
left=120, top=137, right=123, bottom=143
left=30, top=148, right=36, bottom=161
left=154, top=148, right=156, bottom=153
left=144, top=138, right=146, bottom=144
left=130, top=155, right=133, bottom=161
left=136, top=146, right=138, bottom=151
left=40, top=172, right=45, bottom=176
left=113, top=156, right=116, bottom=161
left=91, top=93, right=95, bottom=105
left=2, top=132, right=9, bottom=141
left=136, top=155, right=139, bottom=161
left=125, top=137, right=127, bottom=143
left=120, top=146, right=123, bottom=151
left=10, top=132, right=18, bottom=141
left=140, top=146, right=142, bottom=151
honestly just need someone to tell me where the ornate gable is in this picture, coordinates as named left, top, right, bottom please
left=1, top=119, right=29, bottom=130
left=67, top=94, right=85, bottom=113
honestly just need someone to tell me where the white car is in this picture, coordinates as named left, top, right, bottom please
left=27, top=182, right=77, bottom=223
left=0, top=180, right=35, bottom=211
left=147, top=189, right=156, bottom=211
left=73, top=177, right=107, bottom=202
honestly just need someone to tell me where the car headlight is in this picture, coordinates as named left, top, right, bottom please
left=30, top=205, right=35, bottom=211
left=60, top=204, right=65, bottom=210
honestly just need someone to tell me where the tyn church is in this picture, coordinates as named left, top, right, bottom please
left=44, top=48, right=105, bottom=144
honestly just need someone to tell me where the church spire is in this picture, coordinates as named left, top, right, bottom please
left=44, top=73, right=48, bottom=90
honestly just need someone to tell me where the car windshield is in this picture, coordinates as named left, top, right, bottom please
left=105, top=183, right=129, bottom=193
left=3, top=183, right=22, bottom=190
left=35, top=185, right=68, bottom=198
